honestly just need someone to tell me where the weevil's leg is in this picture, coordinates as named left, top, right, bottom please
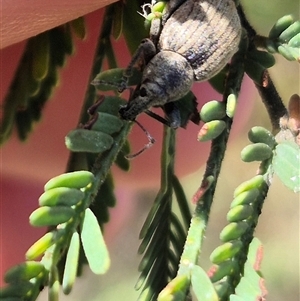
left=149, top=17, right=163, bottom=46
left=143, top=104, right=182, bottom=128
left=163, top=102, right=181, bottom=129
left=118, top=38, right=156, bottom=93
left=144, top=109, right=172, bottom=127
left=125, top=120, right=156, bottom=159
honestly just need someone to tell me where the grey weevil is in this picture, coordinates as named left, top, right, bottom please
left=119, top=0, right=242, bottom=128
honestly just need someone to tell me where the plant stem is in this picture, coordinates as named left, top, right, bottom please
left=255, top=71, right=288, bottom=131
left=177, top=30, right=247, bottom=278
left=66, top=5, right=117, bottom=172
left=237, top=3, right=287, bottom=131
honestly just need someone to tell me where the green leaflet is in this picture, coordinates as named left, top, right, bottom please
left=65, top=129, right=114, bottom=153
left=200, top=100, right=226, bottom=123
left=248, top=126, right=276, bottom=149
left=4, top=262, right=46, bottom=284
left=241, top=143, right=273, bottom=162
left=70, top=17, right=86, bottom=40
left=0, top=282, right=34, bottom=299
left=38, top=187, right=84, bottom=207
left=210, top=241, right=243, bottom=265
left=81, top=208, right=110, bottom=274
left=158, top=275, right=189, bottom=301
left=26, top=230, right=64, bottom=260
left=62, top=231, right=80, bottom=294
left=273, top=141, right=300, bottom=193
left=29, top=206, right=75, bottom=227
left=191, top=265, right=218, bottom=301
left=44, top=171, right=94, bottom=191
left=92, top=67, right=142, bottom=91
left=230, top=238, right=266, bottom=301
left=49, top=267, right=60, bottom=301
left=91, top=112, right=124, bottom=135
left=268, top=15, right=294, bottom=39
left=197, top=120, right=227, bottom=142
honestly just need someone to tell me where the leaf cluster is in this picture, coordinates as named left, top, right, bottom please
left=1, top=1, right=299, bottom=301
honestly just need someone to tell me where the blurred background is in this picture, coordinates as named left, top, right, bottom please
left=0, top=0, right=299, bottom=300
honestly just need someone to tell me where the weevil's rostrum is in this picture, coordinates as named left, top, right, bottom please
left=119, top=0, right=242, bottom=126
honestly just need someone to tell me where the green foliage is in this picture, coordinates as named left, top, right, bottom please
left=62, top=231, right=80, bottom=294
left=81, top=208, right=110, bottom=274
left=229, top=238, right=267, bottom=301
left=0, top=18, right=86, bottom=144
left=273, top=141, right=300, bottom=192
left=135, top=128, right=191, bottom=301
left=266, top=16, right=300, bottom=60
left=191, top=266, right=219, bottom=301
left=1, top=1, right=299, bottom=301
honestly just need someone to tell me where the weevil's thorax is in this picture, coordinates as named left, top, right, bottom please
left=143, top=51, right=194, bottom=103
left=119, top=50, right=194, bottom=121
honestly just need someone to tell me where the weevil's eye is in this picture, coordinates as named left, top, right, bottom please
left=140, top=87, right=148, bottom=97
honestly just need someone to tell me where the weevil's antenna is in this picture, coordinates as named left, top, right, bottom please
left=87, top=95, right=105, bottom=115
left=125, top=120, right=156, bottom=159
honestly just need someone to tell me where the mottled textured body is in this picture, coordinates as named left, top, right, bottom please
left=159, top=0, right=241, bottom=81
left=119, top=0, right=242, bottom=127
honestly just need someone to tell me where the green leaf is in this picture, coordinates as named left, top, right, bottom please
left=279, top=20, right=300, bottom=43
left=0, top=282, right=34, bottom=298
left=210, top=241, right=243, bottom=264
left=158, top=275, right=189, bottom=301
left=247, top=126, right=276, bottom=149
left=4, top=261, right=46, bottom=283
left=81, top=208, right=110, bottom=274
left=273, top=141, right=300, bottom=192
left=44, top=171, right=94, bottom=190
left=38, top=187, right=84, bottom=207
left=95, top=95, right=127, bottom=116
left=172, top=175, right=192, bottom=229
left=91, top=112, right=124, bottom=135
left=65, top=129, right=114, bottom=153
left=26, top=230, right=63, bottom=260
left=230, top=295, right=245, bottom=301
left=197, top=120, right=226, bottom=142
left=92, top=67, right=142, bottom=91
left=62, top=231, right=80, bottom=294
left=114, top=139, right=131, bottom=171
left=230, top=238, right=267, bottom=301
left=49, top=267, right=60, bottom=301
left=191, top=265, right=218, bottom=301
left=29, top=206, right=75, bottom=227
left=200, top=100, right=226, bottom=123
left=241, top=143, right=273, bottom=162
left=70, top=17, right=86, bottom=40
left=268, top=15, right=294, bottom=39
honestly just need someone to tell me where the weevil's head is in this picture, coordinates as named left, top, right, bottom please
left=119, top=50, right=194, bottom=121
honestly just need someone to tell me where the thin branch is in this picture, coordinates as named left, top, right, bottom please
left=238, top=3, right=288, bottom=131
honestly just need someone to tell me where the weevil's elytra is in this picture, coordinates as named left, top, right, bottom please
left=119, top=0, right=242, bottom=127
left=160, top=0, right=241, bottom=80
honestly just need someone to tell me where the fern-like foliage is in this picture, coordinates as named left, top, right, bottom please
left=1, top=1, right=299, bottom=301
left=0, top=18, right=86, bottom=144
left=136, top=127, right=191, bottom=301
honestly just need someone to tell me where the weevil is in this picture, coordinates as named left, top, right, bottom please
left=119, top=0, right=242, bottom=128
